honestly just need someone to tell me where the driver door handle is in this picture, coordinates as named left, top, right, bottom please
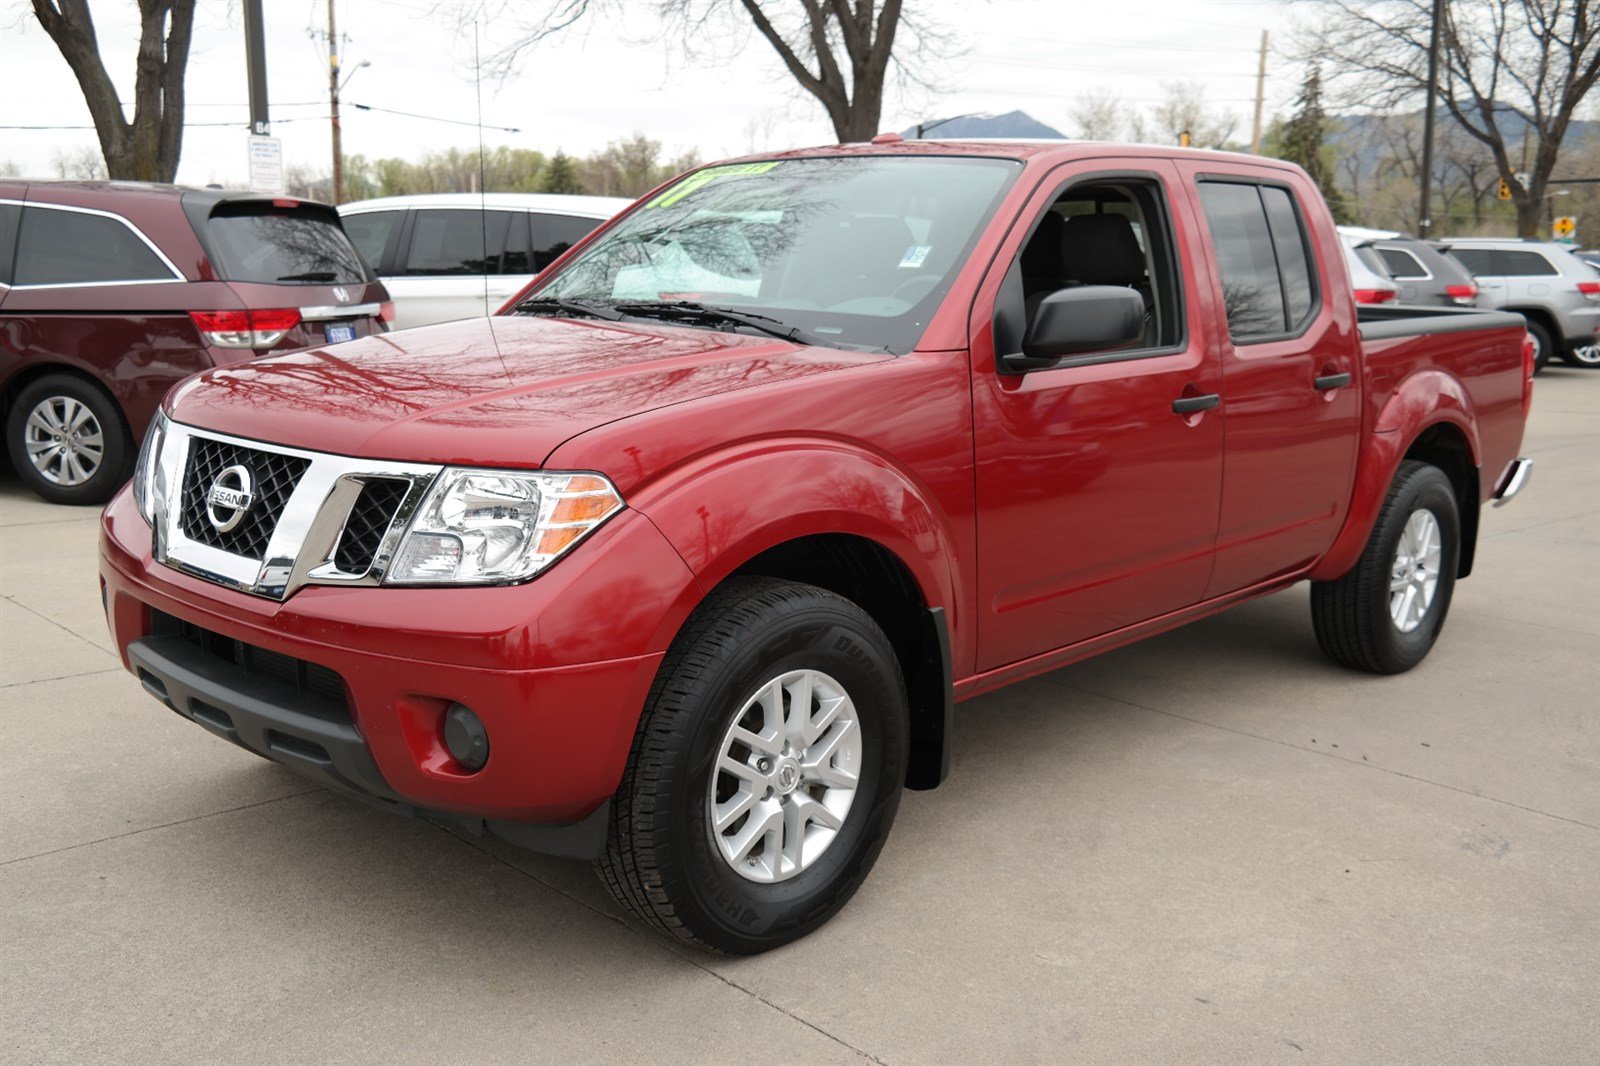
left=1314, top=372, right=1352, bottom=391
left=1171, top=393, right=1220, bottom=414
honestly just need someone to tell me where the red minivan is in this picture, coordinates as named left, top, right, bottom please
left=0, top=181, right=392, bottom=504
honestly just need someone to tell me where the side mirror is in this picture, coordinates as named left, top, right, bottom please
left=1002, top=286, right=1145, bottom=373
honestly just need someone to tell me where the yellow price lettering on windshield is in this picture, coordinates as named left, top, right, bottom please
left=647, top=161, right=782, bottom=208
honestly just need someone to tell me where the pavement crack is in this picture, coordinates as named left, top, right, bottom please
left=0, top=594, right=118, bottom=659
left=434, top=823, right=886, bottom=1064
left=0, top=788, right=319, bottom=868
left=1044, top=678, right=1600, bottom=832
left=0, top=666, right=124, bottom=689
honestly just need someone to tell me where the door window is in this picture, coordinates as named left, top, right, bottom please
left=1448, top=247, right=1495, bottom=275
left=1197, top=181, right=1320, bottom=342
left=342, top=210, right=402, bottom=272
left=402, top=209, right=518, bottom=276
left=531, top=213, right=604, bottom=271
left=1498, top=249, right=1559, bottom=276
left=14, top=206, right=176, bottom=286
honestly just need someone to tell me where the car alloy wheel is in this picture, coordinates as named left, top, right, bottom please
left=23, top=395, right=105, bottom=487
left=1389, top=509, right=1442, bottom=633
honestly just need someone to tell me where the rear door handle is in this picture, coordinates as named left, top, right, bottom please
left=1314, top=372, right=1352, bottom=391
left=1171, top=393, right=1220, bottom=414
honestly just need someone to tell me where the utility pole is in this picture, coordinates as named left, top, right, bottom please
left=243, top=0, right=269, bottom=136
left=1250, top=30, right=1269, bottom=155
left=326, top=0, right=343, bottom=203
left=1417, top=0, right=1442, bottom=237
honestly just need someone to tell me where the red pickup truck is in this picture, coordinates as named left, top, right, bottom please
left=100, top=141, right=1532, bottom=954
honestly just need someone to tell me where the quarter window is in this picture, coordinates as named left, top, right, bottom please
left=1198, top=181, right=1320, bottom=342
left=1377, top=247, right=1429, bottom=279
left=342, top=210, right=402, bottom=271
left=15, top=206, right=174, bottom=286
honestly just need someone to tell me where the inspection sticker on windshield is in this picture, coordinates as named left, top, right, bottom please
left=648, top=161, right=782, bottom=208
left=898, top=245, right=933, bottom=269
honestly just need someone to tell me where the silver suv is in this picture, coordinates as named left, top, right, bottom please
left=1442, top=239, right=1600, bottom=369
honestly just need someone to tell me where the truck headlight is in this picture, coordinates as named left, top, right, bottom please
left=385, top=469, right=623, bottom=585
left=133, top=413, right=169, bottom=526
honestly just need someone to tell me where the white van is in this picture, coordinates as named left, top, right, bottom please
left=338, top=193, right=631, bottom=330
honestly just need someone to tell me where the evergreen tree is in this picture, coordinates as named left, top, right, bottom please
left=1279, top=67, right=1351, bottom=224
left=540, top=151, right=586, bottom=195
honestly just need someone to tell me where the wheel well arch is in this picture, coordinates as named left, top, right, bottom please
left=1504, top=306, right=1560, bottom=348
left=721, top=532, right=952, bottom=791
left=1403, top=421, right=1479, bottom=578
left=1, top=362, right=129, bottom=430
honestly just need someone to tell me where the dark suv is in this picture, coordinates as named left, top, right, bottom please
left=0, top=181, right=392, bottom=504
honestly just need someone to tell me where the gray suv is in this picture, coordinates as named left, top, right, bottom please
left=1364, top=236, right=1480, bottom=307
left=1442, top=239, right=1600, bottom=369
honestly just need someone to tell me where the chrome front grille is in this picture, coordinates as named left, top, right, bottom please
left=151, top=422, right=438, bottom=601
left=178, top=436, right=310, bottom=558
left=332, top=477, right=412, bottom=576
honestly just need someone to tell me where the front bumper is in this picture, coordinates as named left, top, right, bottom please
left=100, top=487, right=701, bottom=856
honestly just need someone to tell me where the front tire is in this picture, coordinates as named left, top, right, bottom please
left=5, top=375, right=133, bottom=505
left=597, top=577, right=908, bottom=954
left=1311, top=461, right=1460, bottom=674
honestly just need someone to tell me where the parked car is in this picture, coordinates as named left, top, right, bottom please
left=1338, top=227, right=1479, bottom=307
left=0, top=181, right=390, bottom=504
left=103, top=141, right=1532, bottom=954
left=1338, top=232, right=1399, bottom=305
left=1439, top=237, right=1600, bottom=369
left=1571, top=249, right=1600, bottom=270
left=338, top=193, right=630, bottom=329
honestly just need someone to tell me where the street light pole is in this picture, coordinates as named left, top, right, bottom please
left=1417, top=0, right=1442, bottom=237
left=327, top=0, right=343, bottom=204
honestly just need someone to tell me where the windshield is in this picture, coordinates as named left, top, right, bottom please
left=207, top=202, right=371, bottom=285
left=526, top=155, right=1019, bottom=352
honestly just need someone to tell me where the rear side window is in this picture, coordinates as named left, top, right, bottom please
left=1377, top=247, right=1429, bottom=279
left=342, top=210, right=401, bottom=271
left=1449, top=247, right=1495, bottom=275
left=207, top=202, right=368, bottom=285
left=1260, top=186, right=1317, bottom=327
left=532, top=213, right=603, bottom=271
left=403, top=209, right=526, bottom=276
left=1498, top=249, right=1558, bottom=276
left=1197, top=183, right=1287, bottom=340
left=0, top=203, right=19, bottom=285
left=15, top=206, right=175, bottom=286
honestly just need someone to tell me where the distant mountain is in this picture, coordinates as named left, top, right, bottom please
left=901, top=110, right=1066, bottom=140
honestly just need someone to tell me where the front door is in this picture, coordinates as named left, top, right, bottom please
left=972, top=162, right=1225, bottom=671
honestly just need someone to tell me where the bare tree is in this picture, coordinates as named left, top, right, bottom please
left=1305, top=0, right=1600, bottom=236
left=1145, top=81, right=1239, bottom=148
left=32, top=1, right=196, bottom=182
left=446, top=1, right=947, bottom=143
left=52, top=146, right=108, bottom=180
left=1070, top=89, right=1126, bottom=141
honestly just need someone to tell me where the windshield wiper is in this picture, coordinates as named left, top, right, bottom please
left=277, top=271, right=338, bottom=282
left=611, top=301, right=822, bottom=346
left=514, top=297, right=625, bottom=321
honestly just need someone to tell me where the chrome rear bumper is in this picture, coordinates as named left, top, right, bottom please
left=1493, top=457, right=1532, bottom=506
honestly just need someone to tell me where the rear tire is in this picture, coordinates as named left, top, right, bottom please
left=5, top=375, right=133, bottom=506
left=1559, top=342, right=1600, bottom=369
left=597, top=577, right=908, bottom=954
left=1311, top=461, right=1460, bottom=674
left=1525, top=319, right=1554, bottom=374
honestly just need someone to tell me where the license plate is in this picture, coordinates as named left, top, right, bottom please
left=324, top=323, right=358, bottom=344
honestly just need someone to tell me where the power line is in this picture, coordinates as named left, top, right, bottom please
left=346, top=101, right=521, bottom=133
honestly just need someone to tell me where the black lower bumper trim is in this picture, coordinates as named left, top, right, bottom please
left=126, top=634, right=610, bottom=860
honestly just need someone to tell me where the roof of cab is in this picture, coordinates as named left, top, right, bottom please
left=338, top=192, right=633, bottom=218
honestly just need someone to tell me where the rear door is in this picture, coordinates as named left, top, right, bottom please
left=971, top=160, right=1225, bottom=670
left=1177, top=167, right=1361, bottom=598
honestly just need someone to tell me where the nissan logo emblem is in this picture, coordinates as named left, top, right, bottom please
left=332, top=286, right=350, bottom=303
left=206, top=465, right=255, bottom=533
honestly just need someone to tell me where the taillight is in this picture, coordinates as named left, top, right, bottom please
left=378, top=301, right=396, bottom=324
left=1576, top=280, right=1600, bottom=300
left=1354, top=288, right=1397, bottom=304
left=190, top=308, right=303, bottom=349
left=1445, top=283, right=1478, bottom=305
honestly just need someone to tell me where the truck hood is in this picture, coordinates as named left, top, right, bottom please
left=167, top=316, right=886, bottom=468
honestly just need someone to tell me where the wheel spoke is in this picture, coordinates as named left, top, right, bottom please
left=725, top=797, right=782, bottom=864
left=27, top=409, right=57, bottom=436
left=718, top=751, right=764, bottom=786
left=713, top=787, right=757, bottom=834
left=785, top=670, right=813, bottom=747
left=66, top=401, right=93, bottom=433
left=1389, top=570, right=1410, bottom=593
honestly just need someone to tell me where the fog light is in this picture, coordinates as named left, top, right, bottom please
left=443, top=703, right=489, bottom=772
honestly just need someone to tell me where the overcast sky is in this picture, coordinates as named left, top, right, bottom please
left=2, top=0, right=1300, bottom=189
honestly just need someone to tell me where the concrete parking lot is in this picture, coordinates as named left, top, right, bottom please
left=2, top=371, right=1596, bottom=1065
